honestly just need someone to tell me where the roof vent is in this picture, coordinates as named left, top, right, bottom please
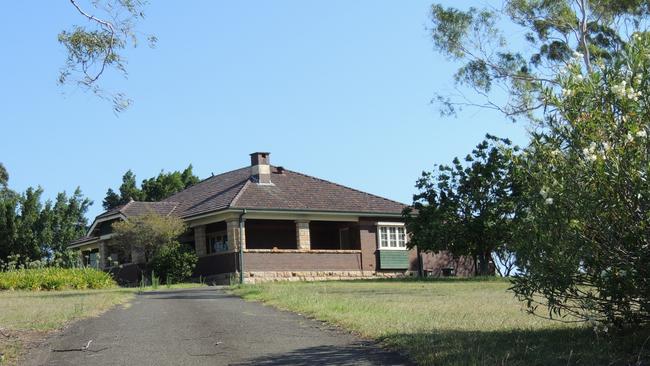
left=275, top=166, right=285, bottom=174
left=250, top=152, right=271, bottom=184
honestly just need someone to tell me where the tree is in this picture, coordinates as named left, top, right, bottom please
left=510, top=34, right=650, bottom=328
left=44, top=189, right=92, bottom=254
left=0, top=165, right=93, bottom=265
left=59, top=0, right=156, bottom=113
left=0, top=193, right=18, bottom=261
left=141, top=165, right=200, bottom=201
left=102, top=165, right=200, bottom=210
left=429, top=0, right=650, bottom=328
left=0, top=163, right=8, bottom=189
left=429, top=1, right=648, bottom=122
left=102, top=169, right=142, bottom=210
left=111, top=212, right=186, bottom=264
left=15, top=187, right=45, bottom=260
left=403, top=135, right=519, bottom=276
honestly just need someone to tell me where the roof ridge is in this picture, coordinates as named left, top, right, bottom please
left=166, top=202, right=179, bottom=217
left=229, top=179, right=251, bottom=208
left=119, top=200, right=135, bottom=214
left=282, top=167, right=408, bottom=207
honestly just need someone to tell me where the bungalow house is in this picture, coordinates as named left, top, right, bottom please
left=69, top=152, right=475, bottom=283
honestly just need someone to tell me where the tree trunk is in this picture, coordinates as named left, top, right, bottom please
left=476, top=251, right=492, bottom=276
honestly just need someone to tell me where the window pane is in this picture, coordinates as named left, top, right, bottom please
left=397, top=227, right=406, bottom=247
left=380, top=227, right=388, bottom=247
left=389, top=227, right=397, bottom=247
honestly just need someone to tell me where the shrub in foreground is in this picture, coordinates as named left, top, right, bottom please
left=150, top=242, right=198, bottom=283
left=0, top=267, right=116, bottom=291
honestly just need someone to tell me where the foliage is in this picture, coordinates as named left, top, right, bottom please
left=403, top=135, right=519, bottom=275
left=40, top=189, right=92, bottom=255
left=102, top=165, right=199, bottom=210
left=150, top=242, right=198, bottom=283
left=0, top=165, right=91, bottom=266
left=429, top=0, right=650, bottom=121
left=111, top=213, right=186, bottom=263
left=428, top=0, right=650, bottom=329
left=0, top=267, right=116, bottom=291
left=511, top=33, right=650, bottom=328
left=103, top=169, right=143, bottom=209
left=58, top=0, right=156, bottom=113
left=0, top=162, right=7, bottom=188
left=232, top=280, right=650, bottom=365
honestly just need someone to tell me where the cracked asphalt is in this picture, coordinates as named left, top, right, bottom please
left=24, top=287, right=410, bottom=366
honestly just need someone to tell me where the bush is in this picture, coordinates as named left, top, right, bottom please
left=511, top=36, right=650, bottom=328
left=150, top=242, right=197, bottom=283
left=0, top=268, right=117, bottom=291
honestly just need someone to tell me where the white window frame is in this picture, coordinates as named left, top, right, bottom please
left=377, top=222, right=408, bottom=250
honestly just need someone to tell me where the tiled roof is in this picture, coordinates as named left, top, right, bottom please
left=90, top=164, right=406, bottom=222
left=161, top=167, right=251, bottom=218
left=97, top=200, right=179, bottom=219
left=159, top=166, right=407, bottom=218
left=230, top=168, right=407, bottom=214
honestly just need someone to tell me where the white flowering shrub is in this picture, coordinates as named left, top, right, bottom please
left=511, top=34, right=650, bottom=328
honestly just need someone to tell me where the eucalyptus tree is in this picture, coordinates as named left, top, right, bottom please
left=59, top=0, right=156, bottom=113
left=429, top=0, right=650, bottom=328
left=430, top=0, right=649, bottom=122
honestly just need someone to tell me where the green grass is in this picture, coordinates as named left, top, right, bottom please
left=232, top=279, right=650, bottom=366
left=0, top=288, right=135, bottom=365
left=0, top=288, right=135, bottom=331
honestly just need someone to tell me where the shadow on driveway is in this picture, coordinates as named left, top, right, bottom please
left=231, top=342, right=410, bottom=366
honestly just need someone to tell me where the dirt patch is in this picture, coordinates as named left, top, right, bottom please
left=0, top=329, right=52, bottom=365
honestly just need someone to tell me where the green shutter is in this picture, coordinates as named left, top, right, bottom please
left=379, top=250, right=409, bottom=269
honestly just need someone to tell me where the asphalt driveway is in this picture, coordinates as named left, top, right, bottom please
left=25, top=287, right=410, bottom=366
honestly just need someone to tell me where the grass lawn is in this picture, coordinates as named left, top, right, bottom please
left=0, top=288, right=134, bottom=365
left=232, top=278, right=650, bottom=366
left=0, top=283, right=207, bottom=365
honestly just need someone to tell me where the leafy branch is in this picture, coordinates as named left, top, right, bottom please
left=58, top=0, right=156, bottom=113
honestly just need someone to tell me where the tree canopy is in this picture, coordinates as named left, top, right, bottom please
left=111, top=212, right=186, bottom=264
left=102, top=165, right=199, bottom=210
left=59, top=0, right=156, bottom=113
left=404, top=135, right=519, bottom=276
left=430, top=0, right=650, bottom=121
left=0, top=163, right=8, bottom=189
left=0, top=164, right=91, bottom=267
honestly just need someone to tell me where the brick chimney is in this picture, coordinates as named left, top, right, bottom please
left=250, top=152, right=272, bottom=184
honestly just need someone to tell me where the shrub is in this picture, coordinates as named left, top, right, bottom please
left=150, top=242, right=197, bottom=283
left=0, top=268, right=116, bottom=291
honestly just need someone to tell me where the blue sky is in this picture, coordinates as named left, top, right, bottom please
left=0, top=1, right=529, bottom=220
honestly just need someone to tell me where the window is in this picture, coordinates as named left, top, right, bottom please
left=206, top=232, right=229, bottom=254
left=378, top=224, right=407, bottom=250
left=88, top=252, right=98, bottom=268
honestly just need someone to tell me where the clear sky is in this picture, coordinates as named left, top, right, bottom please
left=0, top=1, right=529, bottom=220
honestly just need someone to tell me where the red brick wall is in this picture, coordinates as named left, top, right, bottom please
left=414, top=251, right=477, bottom=276
left=244, top=251, right=362, bottom=271
left=358, top=219, right=378, bottom=271
left=194, top=252, right=239, bottom=276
